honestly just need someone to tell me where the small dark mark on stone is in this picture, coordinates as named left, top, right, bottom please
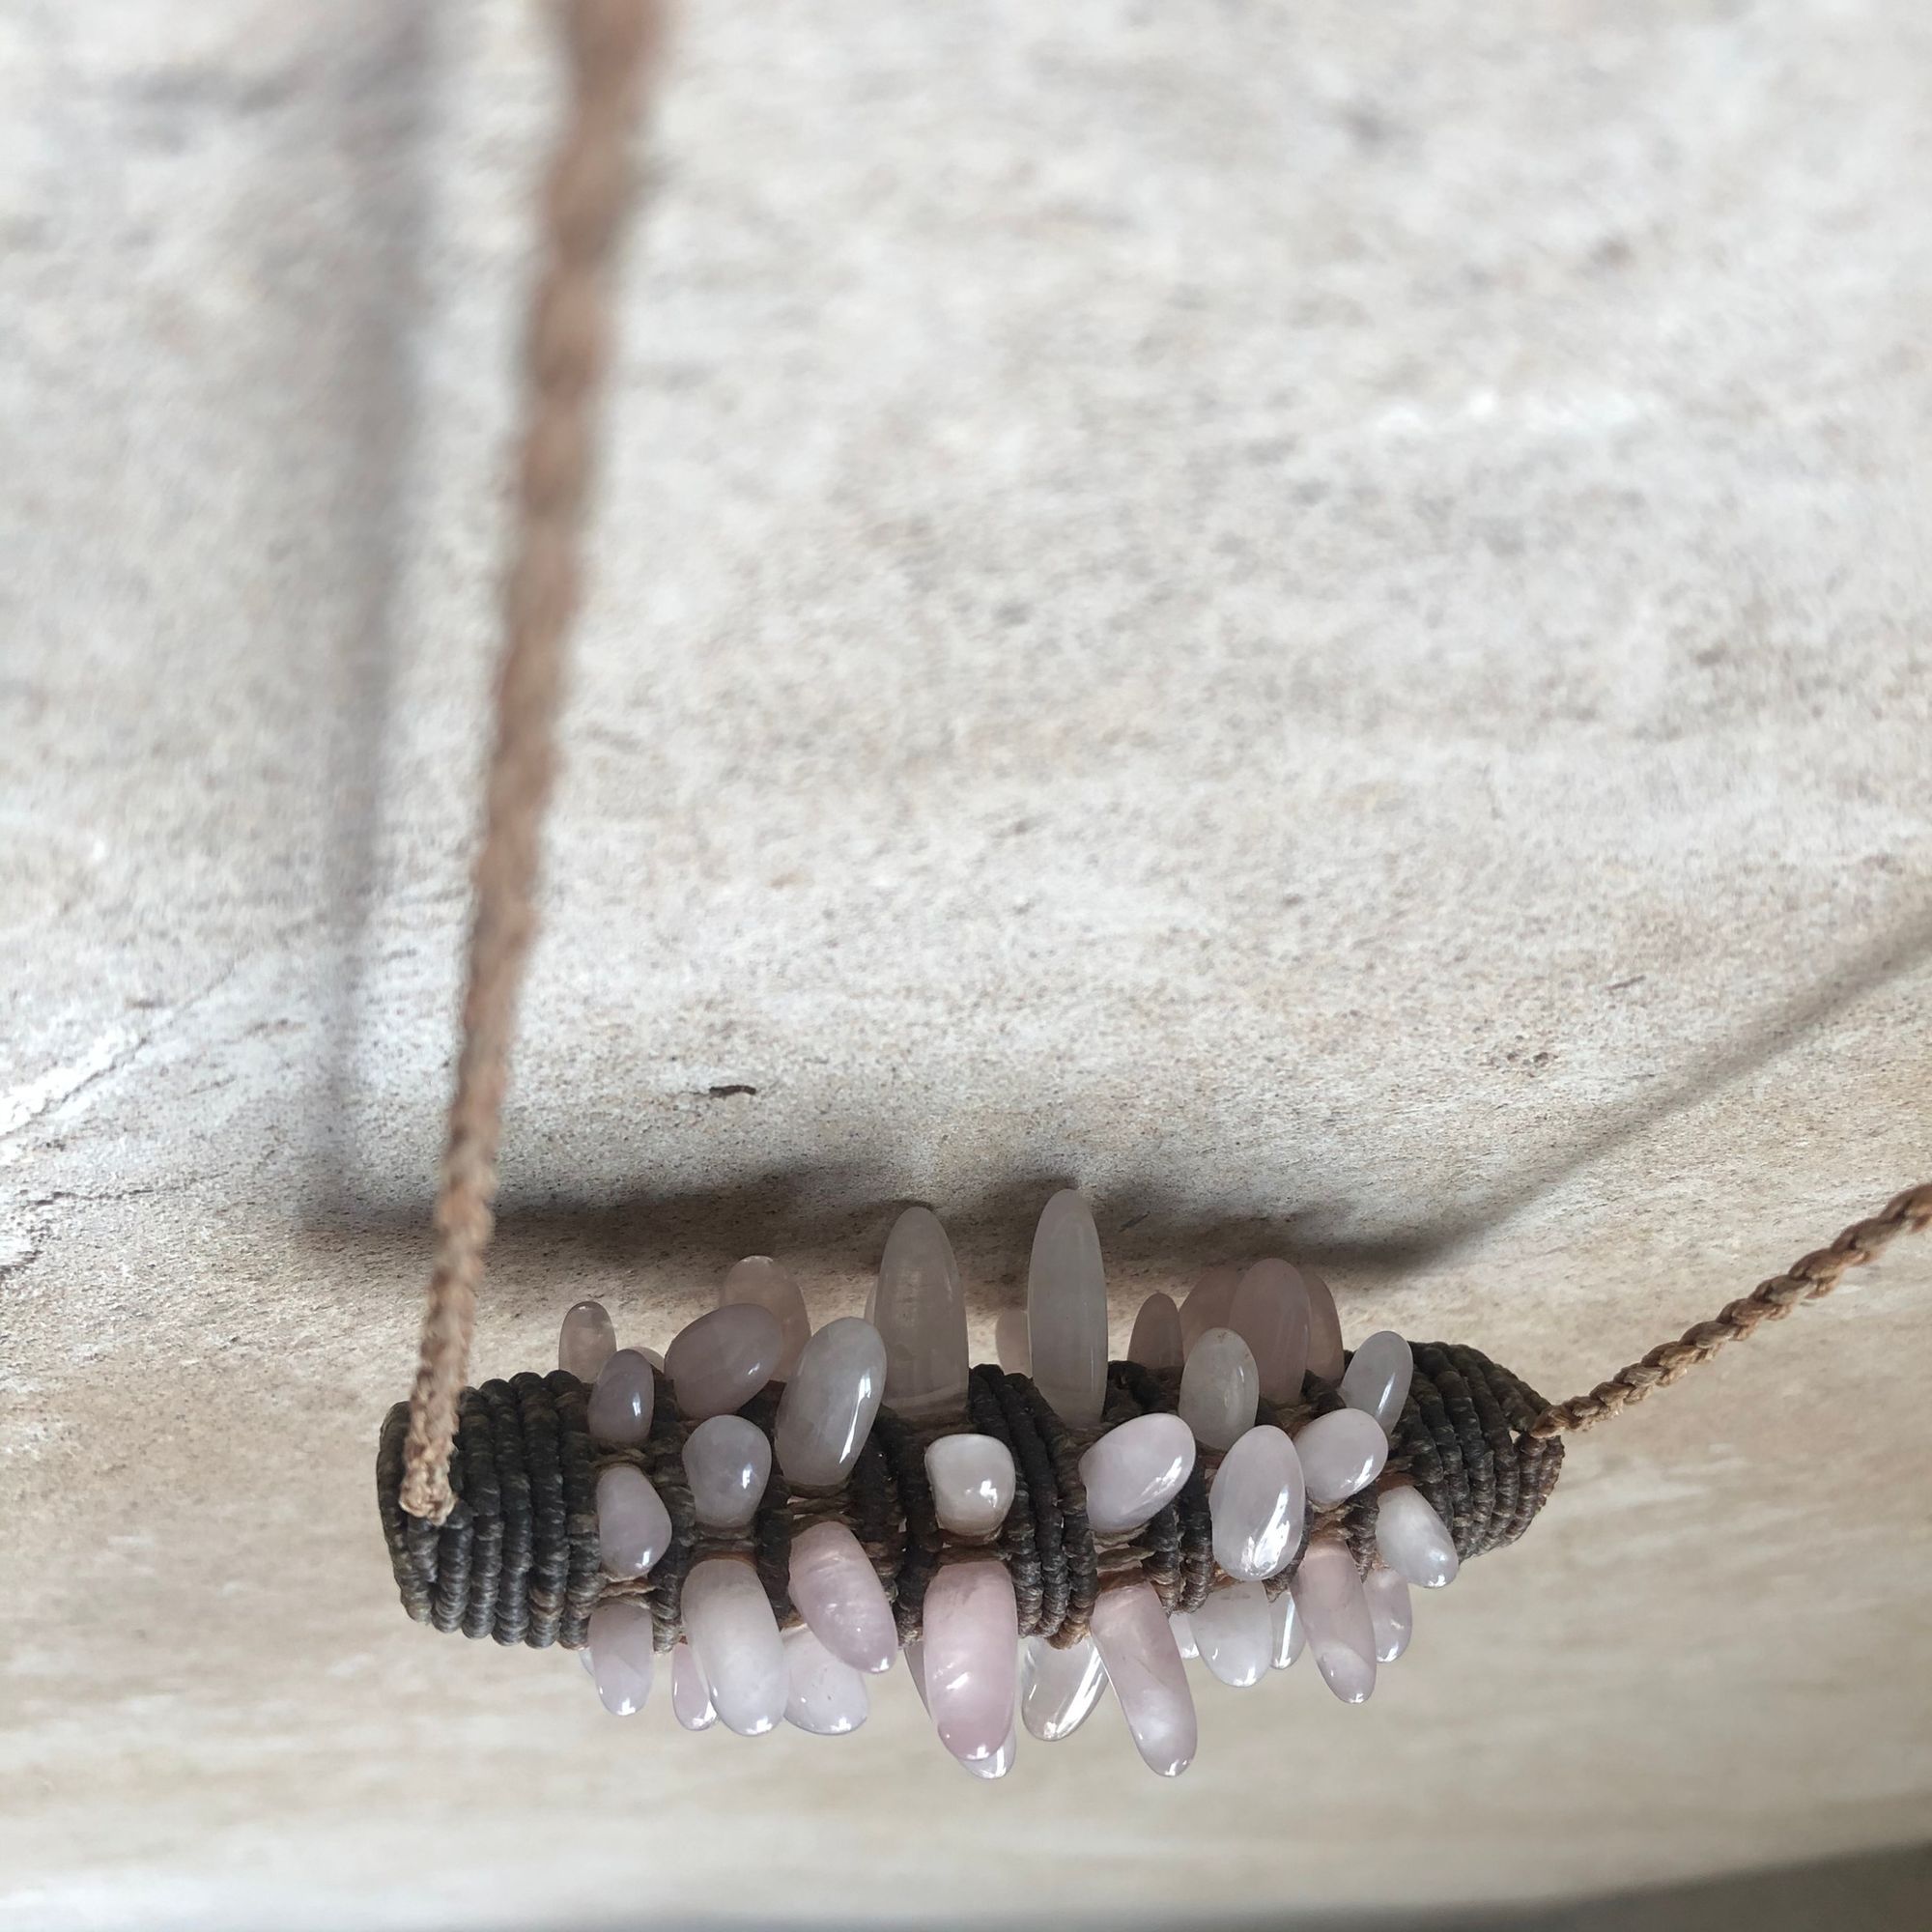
left=706, top=1084, right=758, bottom=1099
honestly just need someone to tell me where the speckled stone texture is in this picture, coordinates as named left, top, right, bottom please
left=2, top=1, right=1928, bottom=1927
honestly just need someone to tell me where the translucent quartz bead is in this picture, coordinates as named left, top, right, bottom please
left=1170, top=1612, right=1199, bottom=1661
left=873, top=1206, right=971, bottom=1422
left=1178, top=1264, right=1239, bottom=1352
left=1189, top=1581, right=1272, bottom=1689
left=683, top=1413, right=772, bottom=1530
left=1019, top=1634, right=1109, bottom=1742
left=670, top=1640, right=717, bottom=1730
left=1078, top=1413, right=1196, bottom=1535
left=1179, top=1326, right=1260, bottom=1451
left=1208, top=1424, right=1305, bottom=1581
left=787, top=1520, right=897, bottom=1674
left=773, top=1316, right=887, bottom=1487
left=586, top=1349, right=654, bottom=1446
left=1126, top=1292, right=1183, bottom=1371
left=584, top=1599, right=654, bottom=1716
left=1270, top=1587, right=1305, bottom=1669
left=1364, top=1565, right=1413, bottom=1662
left=1302, top=1270, right=1347, bottom=1382
left=1090, top=1581, right=1196, bottom=1778
left=558, top=1299, right=616, bottom=1381
left=595, top=1464, right=671, bottom=1577
left=994, top=1308, right=1031, bottom=1376
left=1375, top=1483, right=1460, bottom=1588
left=783, top=1626, right=870, bottom=1735
left=1291, top=1534, right=1378, bottom=1705
left=924, top=1433, right=1017, bottom=1539
left=1026, top=1190, right=1108, bottom=1427
left=666, top=1303, right=784, bottom=1421
left=1339, top=1329, right=1413, bottom=1433
left=1293, top=1407, right=1389, bottom=1507
left=1228, top=1259, right=1311, bottom=1405
left=682, top=1556, right=788, bottom=1736
left=720, top=1255, right=811, bottom=1380
left=922, top=1559, right=1019, bottom=1769
left=964, top=1725, right=1017, bottom=1779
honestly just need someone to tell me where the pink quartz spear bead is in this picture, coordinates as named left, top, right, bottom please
left=666, top=1303, right=784, bottom=1421
left=670, top=1641, right=717, bottom=1730
left=1019, top=1634, right=1109, bottom=1742
left=584, top=1599, right=655, bottom=1716
left=788, top=1520, right=897, bottom=1674
left=1189, top=1580, right=1272, bottom=1689
left=1340, top=1329, right=1413, bottom=1433
left=994, top=1308, right=1031, bottom=1376
left=1090, top=1580, right=1196, bottom=1777
left=873, top=1206, right=971, bottom=1423
left=1208, top=1424, right=1305, bottom=1580
left=1228, top=1259, right=1311, bottom=1405
left=1291, top=1534, right=1378, bottom=1704
left=682, top=1556, right=788, bottom=1736
left=1126, top=1292, right=1183, bottom=1371
left=1302, top=1269, right=1347, bottom=1382
left=558, top=1299, right=616, bottom=1381
left=1178, top=1263, right=1239, bottom=1352
left=1364, top=1565, right=1414, bottom=1662
left=783, top=1626, right=870, bottom=1735
left=1026, top=1190, right=1109, bottom=1427
left=720, top=1256, right=811, bottom=1379
left=922, top=1559, right=1020, bottom=1771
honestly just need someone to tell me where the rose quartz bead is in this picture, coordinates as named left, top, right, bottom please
left=1189, top=1581, right=1271, bottom=1689
left=682, top=1556, right=788, bottom=1736
left=584, top=1599, right=654, bottom=1716
left=1126, top=1292, right=1183, bottom=1372
left=720, top=1255, right=811, bottom=1379
left=1229, top=1259, right=1311, bottom=1405
left=994, top=1308, right=1031, bottom=1376
left=874, top=1206, right=971, bottom=1422
left=1208, top=1424, right=1305, bottom=1581
left=1364, top=1565, right=1413, bottom=1662
left=1169, top=1612, right=1198, bottom=1661
left=683, top=1413, right=772, bottom=1530
left=1178, top=1264, right=1239, bottom=1351
left=586, top=1349, right=654, bottom=1446
left=670, top=1640, right=716, bottom=1730
left=1179, top=1326, right=1260, bottom=1451
left=1340, top=1329, right=1413, bottom=1433
left=922, top=1559, right=1019, bottom=1769
left=1293, top=1407, right=1389, bottom=1506
left=1303, top=1270, right=1346, bottom=1381
left=1019, top=1634, right=1109, bottom=1742
left=964, top=1725, right=1017, bottom=1779
left=1291, top=1535, right=1378, bottom=1704
left=1077, top=1412, right=1195, bottom=1535
left=788, top=1520, right=896, bottom=1674
left=1270, top=1587, right=1305, bottom=1668
left=784, top=1626, right=870, bottom=1735
left=1026, top=1190, right=1108, bottom=1426
left=925, top=1433, right=1017, bottom=1538
left=558, top=1299, right=615, bottom=1381
left=774, top=1316, right=887, bottom=1487
left=666, top=1303, right=784, bottom=1421
left=595, top=1464, right=671, bottom=1577
left=1090, top=1581, right=1196, bottom=1778
left=1376, top=1484, right=1460, bottom=1588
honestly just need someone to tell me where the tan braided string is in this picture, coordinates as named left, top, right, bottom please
left=400, top=0, right=668, bottom=1523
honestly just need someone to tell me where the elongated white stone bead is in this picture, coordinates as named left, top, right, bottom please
left=1078, top=1412, right=1195, bottom=1535
left=1178, top=1264, right=1239, bottom=1352
left=874, top=1206, right=971, bottom=1422
left=784, top=1626, right=870, bottom=1735
left=595, top=1464, right=672, bottom=1577
left=1375, top=1483, right=1460, bottom=1588
left=1027, top=1190, right=1108, bottom=1427
left=584, top=1599, right=654, bottom=1715
left=925, top=1433, right=1016, bottom=1538
left=1340, top=1329, right=1413, bottom=1433
left=586, top=1349, right=655, bottom=1446
left=1270, top=1587, right=1305, bottom=1668
left=923, top=1559, right=1019, bottom=1768
left=1229, top=1260, right=1311, bottom=1405
left=670, top=1640, right=717, bottom=1730
left=1126, top=1292, right=1183, bottom=1372
left=1303, top=1270, right=1346, bottom=1382
left=1019, top=1634, right=1109, bottom=1742
left=666, top=1303, right=784, bottom=1421
left=1170, top=1612, right=1198, bottom=1661
left=682, top=1556, right=788, bottom=1736
left=683, top=1413, right=772, bottom=1530
left=720, top=1256, right=811, bottom=1380
left=1364, top=1565, right=1413, bottom=1662
left=1179, top=1326, right=1260, bottom=1452
left=994, top=1308, right=1031, bottom=1376
left=1208, top=1424, right=1305, bottom=1581
left=1291, top=1534, right=1378, bottom=1704
left=774, top=1316, right=887, bottom=1488
left=787, top=1520, right=897, bottom=1674
left=1189, top=1581, right=1272, bottom=1689
left=558, top=1300, right=616, bottom=1381
left=1090, top=1580, right=1196, bottom=1778
left=963, top=1724, right=1017, bottom=1779
left=1293, top=1407, right=1389, bottom=1506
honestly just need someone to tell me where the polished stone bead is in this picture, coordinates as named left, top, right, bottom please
left=558, top=1299, right=616, bottom=1381
left=994, top=1308, right=1031, bottom=1376
left=584, top=1599, right=654, bottom=1716
left=1126, top=1292, right=1183, bottom=1372
left=1228, top=1259, right=1311, bottom=1405
left=1026, top=1189, right=1108, bottom=1427
left=1364, top=1565, right=1413, bottom=1662
left=595, top=1464, right=672, bottom=1577
left=1090, top=1581, right=1196, bottom=1778
left=720, top=1255, right=811, bottom=1379
left=873, top=1205, right=971, bottom=1422
left=1291, top=1535, right=1378, bottom=1704
left=1019, top=1634, right=1109, bottom=1742
left=1078, top=1412, right=1196, bottom=1535
left=922, top=1559, right=1020, bottom=1769
left=1178, top=1263, right=1240, bottom=1351
left=924, top=1433, right=1017, bottom=1539
left=1375, top=1483, right=1460, bottom=1588
left=1189, top=1581, right=1272, bottom=1689
left=681, top=1556, right=788, bottom=1736
left=666, top=1303, right=784, bottom=1421
left=683, top=1413, right=772, bottom=1530
left=774, top=1316, right=887, bottom=1488
left=586, top=1348, right=655, bottom=1446
left=1179, top=1326, right=1260, bottom=1452
left=1340, top=1329, right=1413, bottom=1433
left=1293, top=1407, right=1389, bottom=1507
left=963, top=1725, right=1017, bottom=1779
left=1208, top=1424, right=1305, bottom=1581
left=1169, top=1612, right=1198, bottom=1661
left=1303, top=1269, right=1347, bottom=1382
left=670, top=1640, right=716, bottom=1730
left=1270, top=1587, right=1305, bottom=1668
left=787, top=1520, right=897, bottom=1674
left=783, top=1626, right=870, bottom=1735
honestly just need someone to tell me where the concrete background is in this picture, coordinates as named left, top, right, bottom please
left=2, top=1, right=1928, bottom=1926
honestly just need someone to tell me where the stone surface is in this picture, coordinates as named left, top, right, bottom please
left=670, top=1641, right=718, bottom=1731
left=1208, top=1425, right=1306, bottom=1581
left=921, top=1559, right=1020, bottom=1768
left=1228, top=1259, right=1312, bottom=1404
left=924, top=1432, right=1017, bottom=1539
left=783, top=1626, right=870, bottom=1736
left=1125, top=1291, right=1183, bottom=1371
left=1376, top=1484, right=1462, bottom=1589
left=665, top=1303, right=784, bottom=1422
left=1365, top=1566, right=1414, bottom=1663
left=1270, top=1588, right=1306, bottom=1670
left=583, top=1600, right=655, bottom=1717
left=1178, top=1264, right=1241, bottom=1352
left=1303, top=1272, right=1347, bottom=1383
left=1027, top=1189, right=1110, bottom=1426
left=558, top=1299, right=616, bottom=1382
left=773, top=1315, right=888, bottom=1487
left=719, top=1255, right=811, bottom=1379
left=1090, top=1582, right=1197, bottom=1778
left=786, top=1520, right=897, bottom=1675
left=593, top=1465, right=672, bottom=1578
left=681, top=1557, right=789, bottom=1737
left=1019, top=1634, right=1110, bottom=1743
left=1340, top=1329, right=1413, bottom=1433
left=1077, top=1412, right=1196, bottom=1535
left=682, top=1412, right=773, bottom=1530
left=1292, top=1536, right=1379, bottom=1706
left=585, top=1347, right=655, bottom=1446
left=1179, top=1326, right=1261, bottom=1451
left=1294, top=1408, right=1391, bottom=1507
left=873, top=1205, right=971, bottom=1421
left=1189, top=1581, right=1273, bottom=1690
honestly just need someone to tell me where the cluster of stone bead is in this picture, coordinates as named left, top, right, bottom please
left=560, top=1191, right=1462, bottom=1779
